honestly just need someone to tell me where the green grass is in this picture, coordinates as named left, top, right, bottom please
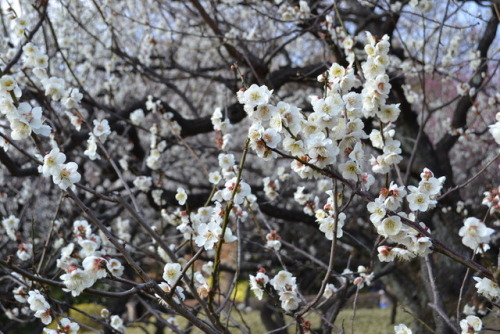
left=71, top=303, right=498, bottom=334
left=124, top=307, right=412, bottom=334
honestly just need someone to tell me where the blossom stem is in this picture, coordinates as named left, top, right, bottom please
left=208, top=138, right=250, bottom=316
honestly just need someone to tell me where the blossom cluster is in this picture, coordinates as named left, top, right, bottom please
left=10, top=282, right=78, bottom=333
left=365, top=168, right=445, bottom=262
left=482, top=186, right=500, bottom=214
left=171, top=153, right=252, bottom=251
left=250, top=269, right=300, bottom=312
left=56, top=220, right=124, bottom=297
left=157, top=261, right=213, bottom=304
left=39, top=148, right=81, bottom=190
left=0, top=75, right=51, bottom=141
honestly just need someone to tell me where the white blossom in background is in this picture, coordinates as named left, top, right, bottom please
left=394, top=324, right=412, bottom=334
left=175, top=187, right=187, bottom=205
left=146, top=149, right=161, bottom=170
left=460, top=315, right=482, bottom=334
left=92, top=119, right=111, bottom=142
left=133, top=176, right=152, bottom=192
left=322, top=284, right=337, bottom=299
left=110, top=315, right=126, bottom=333
left=489, top=112, right=500, bottom=144
left=265, top=230, right=281, bottom=250
left=42, top=77, right=65, bottom=101
left=43, top=318, right=79, bottom=334
left=263, top=177, right=280, bottom=201
left=84, top=134, right=101, bottom=160
left=2, top=215, right=20, bottom=241
left=61, top=88, right=83, bottom=109
left=16, top=243, right=32, bottom=261
left=130, top=108, right=145, bottom=125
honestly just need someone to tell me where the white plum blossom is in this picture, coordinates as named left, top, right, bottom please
left=406, top=189, right=431, bottom=212
left=133, top=176, right=152, bottom=192
left=222, top=178, right=251, bottom=205
left=84, top=134, right=101, bottom=160
left=367, top=198, right=386, bottom=224
left=42, top=77, right=65, bottom=100
left=163, top=263, right=182, bottom=285
left=208, top=171, right=222, bottom=184
left=265, top=230, right=281, bottom=250
left=218, top=153, right=235, bottom=169
left=41, top=148, right=66, bottom=177
left=237, top=84, right=273, bottom=107
left=16, top=243, right=32, bottom=261
left=93, top=119, right=111, bottom=142
left=11, top=103, right=51, bottom=138
left=318, top=212, right=346, bottom=240
left=110, top=315, right=126, bottom=333
left=146, top=149, right=162, bottom=170
left=473, top=277, right=499, bottom=301
left=271, top=270, right=296, bottom=291
left=249, top=271, right=269, bottom=300
left=43, top=318, right=79, bottom=334
left=459, top=217, right=494, bottom=251
left=107, top=259, right=124, bottom=277
left=60, top=265, right=91, bottom=297
left=460, top=315, right=482, bottom=334
left=195, top=222, right=222, bottom=250
left=82, top=256, right=108, bottom=280
left=379, top=216, right=403, bottom=237
left=52, top=162, right=81, bottom=190
left=270, top=270, right=300, bottom=311
left=175, top=187, right=188, bottom=205
left=13, top=286, right=28, bottom=303
left=0, top=75, right=16, bottom=91
left=61, top=88, right=83, bottom=109
left=394, top=324, right=412, bottom=334
left=130, top=108, right=145, bottom=125
left=27, top=290, right=50, bottom=312
left=488, top=112, right=500, bottom=144
left=2, top=215, right=20, bottom=241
